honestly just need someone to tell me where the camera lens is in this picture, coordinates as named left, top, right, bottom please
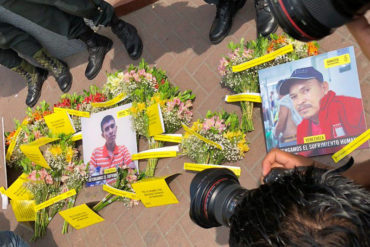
left=267, top=0, right=370, bottom=41
left=189, top=168, right=248, bottom=228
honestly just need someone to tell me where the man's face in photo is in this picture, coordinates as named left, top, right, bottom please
left=102, top=119, right=117, bottom=145
left=289, top=79, right=328, bottom=121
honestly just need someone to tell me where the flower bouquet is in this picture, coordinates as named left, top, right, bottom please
left=218, top=33, right=319, bottom=132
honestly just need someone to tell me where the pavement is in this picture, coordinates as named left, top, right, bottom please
left=0, top=0, right=369, bottom=246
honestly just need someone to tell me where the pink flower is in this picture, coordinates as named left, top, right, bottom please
left=133, top=73, right=140, bottom=82
left=185, top=100, right=192, bottom=109
left=45, top=175, right=53, bottom=185
left=61, top=185, right=69, bottom=193
left=33, top=130, right=42, bottom=139
left=173, top=98, right=181, bottom=105
left=145, top=73, right=153, bottom=81
left=138, top=69, right=146, bottom=76
left=76, top=164, right=87, bottom=177
left=127, top=174, right=137, bottom=183
left=67, top=163, right=75, bottom=172
left=28, top=170, right=37, bottom=181
left=38, top=169, right=48, bottom=180
left=215, top=119, right=226, bottom=132
left=203, top=117, right=215, bottom=131
left=166, top=101, right=176, bottom=111
left=123, top=72, right=130, bottom=82
left=61, top=175, right=69, bottom=183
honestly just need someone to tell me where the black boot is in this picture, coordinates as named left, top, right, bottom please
left=111, top=16, right=143, bottom=60
left=255, top=0, right=278, bottom=37
left=33, top=48, right=72, bottom=93
left=11, top=60, right=48, bottom=107
left=79, top=31, right=113, bottom=80
left=209, top=0, right=247, bottom=44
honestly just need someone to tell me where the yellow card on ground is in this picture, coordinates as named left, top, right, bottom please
left=182, top=124, right=223, bottom=150
left=117, top=108, right=131, bottom=118
left=91, top=93, right=126, bottom=108
left=59, top=204, right=104, bottom=230
left=5, top=174, right=33, bottom=200
left=132, top=146, right=178, bottom=160
left=232, top=44, right=293, bottom=72
left=10, top=200, right=36, bottom=222
left=184, top=163, right=241, bottom=177
left=34, top=189, right=76, bottom=211
left=102, top=185, right=139, bottom=200
left=132, top=175, right=178, bottom=207
left=332, top=129, right=370, bottom=163
left=324, top=54, right=350, bottom=68
left=148, top=103, right=165, bottom=136
left=44, top=111, right=75, bottom=135
left=225, top=93, right=262, bottom=103
left=71, top=132, right=82, bottom=141
left=54, top=107, right=90, bottom=118
left=20, top=137, right=59, bottom=169
left=153, top=134, right=182, bottom=143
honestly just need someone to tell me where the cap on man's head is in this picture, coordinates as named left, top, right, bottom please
left=279, top=67, right=324, bottom=95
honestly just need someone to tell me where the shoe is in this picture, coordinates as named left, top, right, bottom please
left=11, top=60, right=48, bottom=107
left=255, top=0, right=278, bottom=37
left=209, top=0, right=247, bottom=44
left=111, top=19, right=143, bottom=60
left=81, top=33, right=113, bottom=80
left=33, top=48, right=72, bottom=93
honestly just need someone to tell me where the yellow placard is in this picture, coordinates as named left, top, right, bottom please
left=132, top=176, right=178, bottom=207
left=59, top=204, right=104, bottom=230
left=4, top=174, right=33, bottom=200
left=91, top=93, right=126, bottom=108
left=20, top=137, right=59, bottom=169
left=44, top=111, right=75, bottom=135
left=71, top=132, right=82, bottom=141
left=184, top=163, right=241, bottom=177
left=102, top=185, right=140, bottom=200
left=324, top=54, right=351, bottom=68
left=225, top=93, right=262, bottom=103
left=304, top=134, right=326, bottom=144
left=153, top=134, right=182, bottom=143
left=10, top=200, right=36, bottom=222
left=117, top=108, right=131, bottom=118
left=6, top=119, right=28, bottom=161
left=132, top=151, right=177, bottom=160
left=34, top=189, right=76, bottom=211
left=182, top=124, right=223, bottom=150
left=54, top=107, right=90, bottom=118
left=232, top=44, right=294, bottom=72
left=148, top=103, right=165, bottom=136
left=332, top=129, right=370, bottom=163
left=103, top=168, right=117, bottom=174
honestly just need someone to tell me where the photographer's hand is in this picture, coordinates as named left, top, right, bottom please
left=346, top=15, right=370, bottom=60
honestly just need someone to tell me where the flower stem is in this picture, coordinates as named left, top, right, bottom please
left=240, top=101, right=254, bottom=132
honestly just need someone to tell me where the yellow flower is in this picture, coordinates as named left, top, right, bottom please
left=191, top=120, right=202, bottom=132
left=137, top=103, right=146, bottom=112
left=50, top=145, right=62, bottom=156
left=237, top=140, right=249, bottom=155
left=66, top=146, right=73, bottom=163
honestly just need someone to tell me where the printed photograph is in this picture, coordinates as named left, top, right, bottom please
left=258, top=46, right=367, bottom=157
left=81, top=104, right=138, bottom=187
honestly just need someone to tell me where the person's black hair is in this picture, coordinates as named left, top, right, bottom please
left=229, top=167, right=370, bottom=247
left=100, top=115, right=115, bottom=133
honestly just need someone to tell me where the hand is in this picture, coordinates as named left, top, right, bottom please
left=346, top=15, right=370, bottom=60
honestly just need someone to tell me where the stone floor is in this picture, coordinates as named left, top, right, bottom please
left=0, top=1, right=370, bottom=246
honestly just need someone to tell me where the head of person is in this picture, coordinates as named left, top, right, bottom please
left=229, top=166, right=370, bottom=247
left=100, top=115, right=117, bottom=145
left=279, top=67, right=329, bottom=122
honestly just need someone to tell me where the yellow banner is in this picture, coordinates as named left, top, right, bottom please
left=59, top=204, right=104, bottom=229
left=91, top=93, right=126, bottom=108
left=324, top=54, right=351, bottom=68
left=304, top=134, right=326, bottom=144
left=71, top=132, right=82, bottom=141
left=4, top=174, right=33, bottom=200
left=20, top=137, right=59, bottom=169
left=10, top=200, right=36, bottom=222
left=232, top=44, right=294, bottom=72
left=332, top=129, right=370, bottom=163
left=117, top=108, right=131, bottom=118
left=103, top=168, right=117, bottom=174
left=132, top=151, right=177, bottom=160
left=182, top=124, right=223, bottom=150
left=132, top=176, right=178, bottom=207
left=54, top=107, right=90, bottom=118
left=44, top=111, right=75, bottom=135
left=225, top=93, right=262, bottom=103
left=153, top=134, right=182, bottom=143
left=184, top=163, right=241, bottom=177
left=6, top=119, right=28, bottom=161
left=148, top=103, right=165, bottom=136
left=34, top=189, right=76, bottom=211
left=102, top=185, right=140, bottom=200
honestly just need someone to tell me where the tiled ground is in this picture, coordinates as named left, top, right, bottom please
left=0, top=1, right=370, bottom=246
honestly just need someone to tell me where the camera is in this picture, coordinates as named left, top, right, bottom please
left=266, top=0, right=370, bottom=41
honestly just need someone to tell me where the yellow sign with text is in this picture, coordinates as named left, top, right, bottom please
left=34, top=189, right=76, bottom=211
left=20, top=137, right=59, bottom=169
left=132, top=151, right=177, bottom=160
left=225, top=93, right=262, bottom=103
left=91, top=93, right=126, bottom=108
left=324, top=54, right=351, bottom=68
left=5, top=174, right=33, bottom=200
left=102, top=185, right=140, bottom=200
left=304, top=134, right=326, bottom=144
left=182, top=124, right=223, bottom=150
left=6, top=119, right=28, bottom=161
left=59, top=204, right=104, bottom=229
left=44, top=111, right=75, bottom=135
left=10, top=200, right=36, bottom=222
left=103, top=168, right=117, bottom=174
left=153, top=134, right=182, bottom=143
left=117, top=108, right=131, bottom=118
left=232, top=44, right=294, bottom=72
left=148, top=104, right=165, bottom=136
left=132, top=176, right=178, bottom=207
left=332, top=129, right=370, bottom=163
left=54, top=107, right=90, bottom=118
left=184, top=163, right=241, bottom=177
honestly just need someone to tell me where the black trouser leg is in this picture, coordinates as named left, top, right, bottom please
left=0, top=48, right=22, bottom=69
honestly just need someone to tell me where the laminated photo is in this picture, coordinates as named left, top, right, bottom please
left=81, top=104, right=138, bottom=187
left=258, top=46, right=368, bottom=157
